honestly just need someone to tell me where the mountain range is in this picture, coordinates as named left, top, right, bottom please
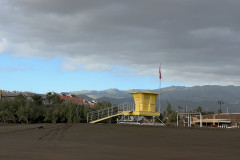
left=63, top=85, right=240, bottom=113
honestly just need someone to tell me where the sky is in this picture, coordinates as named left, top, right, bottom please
left=0, top=0, right=240, bottom=93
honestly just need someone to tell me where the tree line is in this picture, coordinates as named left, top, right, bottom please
left=0, top=93, right=109, bottom=124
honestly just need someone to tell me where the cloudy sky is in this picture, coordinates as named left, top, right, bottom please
left=1, top=0, right=240, bottom=93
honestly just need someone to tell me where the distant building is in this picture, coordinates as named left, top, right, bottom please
left=202, top=113, right=240, bottom=128
left=192, top=116, right=231, bottom=128
left=0, top=90, right=10, bottom=100
left=60, top=94, right=97, bottom=107
left=60, top=94, right=84, bottom=105
left=83, top=99, right=97, bottom=107
left=178, top=113, right=240, bottom=128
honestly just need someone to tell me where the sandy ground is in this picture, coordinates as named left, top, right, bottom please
left=0, top=123, right=239, bottom=160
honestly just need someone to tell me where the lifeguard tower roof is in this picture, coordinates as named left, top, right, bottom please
left=128, top=91, right=160, bottom=95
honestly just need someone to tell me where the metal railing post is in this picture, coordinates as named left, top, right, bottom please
left=177, top=113, right=178, bottom=127
left=200, top=113, right=202, bottom=128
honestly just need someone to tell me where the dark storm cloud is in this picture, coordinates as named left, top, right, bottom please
left=1, top=0, right=240, bottom=85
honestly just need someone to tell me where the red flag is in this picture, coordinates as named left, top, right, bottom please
left=159, top=65, right=162, bottom=79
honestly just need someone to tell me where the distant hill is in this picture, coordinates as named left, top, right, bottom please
left=96, top=96, right=134, bottom=105
left=70, top=89, right=130, bottom=99
left=66, top=86, right=240, bottom=113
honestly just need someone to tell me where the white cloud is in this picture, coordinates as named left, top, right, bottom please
left=0, top=38, right=8, bottom=53
left=1, top=0, right=240, bottom=86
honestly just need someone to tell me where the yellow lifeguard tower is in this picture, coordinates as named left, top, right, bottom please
left=88, top=91, right=163, bottom=125
left=125, top=91, right=160, bottom=117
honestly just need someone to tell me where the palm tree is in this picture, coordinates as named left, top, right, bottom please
left=196, top=106, right=202, bottom=113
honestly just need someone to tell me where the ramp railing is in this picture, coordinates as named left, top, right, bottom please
left=87, top=103, right=135, bottom=123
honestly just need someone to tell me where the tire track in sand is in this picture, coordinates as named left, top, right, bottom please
left=38, top=124, right=73, bottom=142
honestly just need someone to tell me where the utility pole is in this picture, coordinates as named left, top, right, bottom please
left=217, top=100, right=224, bottom=113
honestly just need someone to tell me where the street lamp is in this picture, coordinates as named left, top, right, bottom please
left=217, top=100, right=224, bottom=113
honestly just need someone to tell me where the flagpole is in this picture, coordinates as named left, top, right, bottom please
left=159, top=78, right=161, bottom=113
left=159, top=63, right=161, bottom=113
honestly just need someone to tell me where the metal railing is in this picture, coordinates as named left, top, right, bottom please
left=87, top=103, right=135, bottom=123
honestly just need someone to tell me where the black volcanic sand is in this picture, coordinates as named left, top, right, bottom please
left=0, top=124, right=239, bottom=160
